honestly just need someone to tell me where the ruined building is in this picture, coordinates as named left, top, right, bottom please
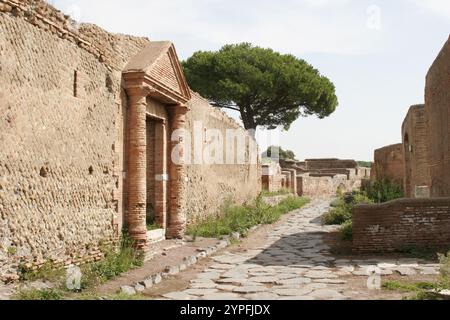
left=402, top=104, right=430, bottom=198
left=353, top=36, right=450, bottom=253
left=0, top=0, right=260, bottom=281
left=425, top=36, right=450, bottom=198
left=261, top=158, right=370, bottom=198
left=370, top=144, right=404, bottom=188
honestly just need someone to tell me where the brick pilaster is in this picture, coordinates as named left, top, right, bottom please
left=166, top=105, right=189, bottom=239
left=127, top=87, right=148, bottom=250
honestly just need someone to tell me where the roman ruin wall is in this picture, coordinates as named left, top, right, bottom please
left=402, top=104, right=430, bottom=198
left=370, top=144, right=404, bottom=188
left=425, top=36, right=450, bottom=197
left=353, top=198, right=450, bottom=253
left=0, top=0, right=261, bottom=281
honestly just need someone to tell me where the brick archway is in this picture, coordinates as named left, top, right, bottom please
left=122, top=42, right=191, bottom=251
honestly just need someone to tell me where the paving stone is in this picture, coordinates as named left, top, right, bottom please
left=210, top=264, right=235, bottom=270
left=184, top=288, right=219, bottom=296
left=274, top=288, right=314, bottom=296
left=141, top=278, right=153, bottom=289
left=420, top=268, right=439, bottom=275
left=394, top=267, right=417, bottom=276
left=304, top=271, right=338, bottom=279
left=232, top=286, right=267, bottom=294
left=179, top=263, right=187, bottom=271
left=303, top=283, right=328, bottom=291
left=314, top=279, right=346, bottom=284
left=134, top=283, right=145, bottom=292
left=120, top=285, right=136, bottom=295
left=153, top=274, right=162, bottom=284
left=190, top=282, right=218, bottom=289
left=278, top=296, right=315, bottom=300
left=163, top=292, right=195, bottom=300
left=249, top=276, right=278, bottom=284
left=309, top=289, right=347, bottom=300
left=276, top=278, right=312, bottom=285
left=201, top=293, right=244, bottom=300
left=197, top=272, right=222, bottom=280
left=245, top=292, right=279, bottom=300
left=216, top=284, right=237, bottom=291
left=216, top=278, right=248, bottom=285
left=164, top=265, right=180, bottom=275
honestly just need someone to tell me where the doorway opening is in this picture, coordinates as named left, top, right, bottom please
left=146, top=116, right=168, bottom=243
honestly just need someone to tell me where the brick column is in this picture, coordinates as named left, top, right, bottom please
left=127, top=88, right=148, bottom=251
left=154, top=120, right=168, bottom=229
left=167, top=105, right=189, bottom=239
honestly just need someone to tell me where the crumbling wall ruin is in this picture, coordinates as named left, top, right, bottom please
left=425, top=36, right=450, bottom=198
left=402, top=104, right=430, bottom=198
left=371, top=144, right=404, bottom=188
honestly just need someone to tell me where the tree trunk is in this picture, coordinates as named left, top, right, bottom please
left=240, top=106, right=257, bottom=135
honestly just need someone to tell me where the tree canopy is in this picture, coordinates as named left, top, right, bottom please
left=262, top=146, right=296, bottom=161
left=182, top=43, right=338, bottom=131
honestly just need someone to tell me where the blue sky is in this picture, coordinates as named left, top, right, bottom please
left=51, top=0, right=450, bottom=161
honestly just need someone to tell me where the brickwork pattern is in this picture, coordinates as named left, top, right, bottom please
left=402, top=104, right=430, bottom=198
left=353, top=198, right=450, bottom=253
left=425, top=36, right=450, bottom=197
left=0, top=1, right=150, bottom=279
left=371, top=144, right=404, bottom=188
left=185, top=93, right=261, bottom=223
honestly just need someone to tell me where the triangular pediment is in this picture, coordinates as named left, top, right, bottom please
left=123, top=41, right=191, bottom=103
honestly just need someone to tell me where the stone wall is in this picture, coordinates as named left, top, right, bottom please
left=0, top=0, right=261, bottom=280
left=305, top=159, right=358, bottom=170
left=371, top=143, right=404, bottom=187
left=402, top=104, right=430, bottom=198
left=0, top=0, right=150, bottom=280
left=262, top=162, right=283, bottom=193
left=353, top=198, right=450, bottom=253
left=184, top=93, right=261, bottom=222
left=425, top=36, right=450, bottom=197
left=296, top=174, right=360, bottom=198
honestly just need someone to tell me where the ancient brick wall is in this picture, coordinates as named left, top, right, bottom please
left=0, top=0, right=150, bottom=280
left=261, top=162, right=283, bottom=193
left=425, top=36, right=450, bottom=197
left=371, top=143, right=404, bottom=188
left=353, top=198, right=450, bottom=253
left=296, top=174, right=360, bottom=198
left=305, top=159, right=358, bottom=170
left=402, top=104, right=430, bottom=198
left=184, top=93, right=261, bottom=223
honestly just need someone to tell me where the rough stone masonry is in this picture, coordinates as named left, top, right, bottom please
left=0, top=0, right=260, bottom=281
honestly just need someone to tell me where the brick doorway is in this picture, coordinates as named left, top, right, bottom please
left=145, top=113, right=168, bottom=243
left=122, top=41, right=192, bottom=251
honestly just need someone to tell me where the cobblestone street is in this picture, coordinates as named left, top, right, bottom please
left=157, top=199, right=440, bottom=300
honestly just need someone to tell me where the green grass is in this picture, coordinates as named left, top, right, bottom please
left=79, top=235, right=143, bottom=289
left=146, top=222, right=162, bottom=231
left=364, top=178, right=403, bottom=203
left=340, top=220, right=353, bottom=241
left=323, top=192, right=372, bottom=241
left=383, top=280, right=439, bottom=292
left=16, top=288, right=64, bottom=300
left=382, top=251, right=450, bottom=300
left=19, top=262, right=65, bottom=283
left=260, top=188, right=291, bottom=197
left=16, top=233, right=143, bottom=300
left=186, top=195, right=309, bottom=239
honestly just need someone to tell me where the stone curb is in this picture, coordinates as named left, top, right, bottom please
left=120, top=238, right=233, bottom=295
